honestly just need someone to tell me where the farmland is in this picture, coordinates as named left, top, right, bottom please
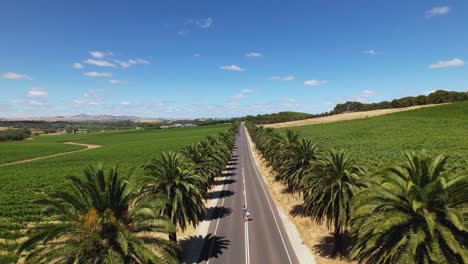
left=0, top=139, right=85, bottom=164
left=288, top=102, right=468, bottom=170
left=0, top=124, right=229, bottom=261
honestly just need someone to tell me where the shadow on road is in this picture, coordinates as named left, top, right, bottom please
left=180, top=234, right=230, bottom=263
left=205, top=206, right=232, bottom=220
left=213, top=179, right=236, bottom=185
left=207, top=190, right=235, bottom=200
left=221, top=172, right=236, bottom=177
left=224, top=166, right=236, bottom=171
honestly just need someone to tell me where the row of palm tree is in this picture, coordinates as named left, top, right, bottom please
left=17, top=124, right=238, bottom=263
left=246, top=123, right=468, bottom=263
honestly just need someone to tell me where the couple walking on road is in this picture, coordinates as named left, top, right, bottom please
left=242, top=205, right=251, bottom=222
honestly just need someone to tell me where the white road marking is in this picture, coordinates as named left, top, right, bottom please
left=243, top=125, right=293, bottom=264
left=242, top=167, right=250, bottom=264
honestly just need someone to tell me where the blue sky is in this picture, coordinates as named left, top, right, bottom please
left=0, top=0, right=467, bottom=118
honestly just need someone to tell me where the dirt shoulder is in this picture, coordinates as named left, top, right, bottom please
left=245, top=130, right=353, bottom=264
left=0, top=142, right=102, bottom=167
left=264, top=104, right=445, bottom=128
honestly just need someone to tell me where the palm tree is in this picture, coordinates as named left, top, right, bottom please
left=351, top=152, right=468, bottom=264
left=302, top=149, right=366, bottom=255
left=142, top=152, right=205, bottom=243
left=180, top=143, right=217, bottom=190
left=280, top=137, right=320, bottom=193
left=17, top=164, right=178, bottom=264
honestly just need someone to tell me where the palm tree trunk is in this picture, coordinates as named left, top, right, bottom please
left=333, top=221, right=343, bottom=256
left=169, top=232, right=177, bottom=244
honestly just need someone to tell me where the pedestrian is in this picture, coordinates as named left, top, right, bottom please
left=242, top=205, right=248, bottom=222
left=246, top=210, right=250, bottom=221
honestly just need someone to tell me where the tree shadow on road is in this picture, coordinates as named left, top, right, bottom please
left=207, top=190, right=235, bottom=200
left=213, top=179, right=236, bottom=185
left=180, top=234, right=230, bottom=263
left=205, top=206, right=232, bottom=220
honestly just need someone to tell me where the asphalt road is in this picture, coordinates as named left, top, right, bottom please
left=187, top=122, right=300, bottom=264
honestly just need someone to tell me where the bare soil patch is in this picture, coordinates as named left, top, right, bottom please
left=0, top=142, right=101, bottom=167
left=264, top=104, right=445, bottom=128
left=245, top=131, right=353, bottom=264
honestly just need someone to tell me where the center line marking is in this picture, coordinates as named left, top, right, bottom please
left=242, top=167, right=250, bottom=264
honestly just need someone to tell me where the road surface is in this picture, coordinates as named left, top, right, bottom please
left=184, top=123, right=300, bottom=264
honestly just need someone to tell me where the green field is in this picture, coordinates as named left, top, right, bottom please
left=288, top=102, right=468, bottom=170
left=0, top=125, right=229, bottom=260
left=0, top=138, right=86, bottom=164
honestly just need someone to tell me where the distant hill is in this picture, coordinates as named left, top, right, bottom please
left=2, top=114, right=147, bottom=122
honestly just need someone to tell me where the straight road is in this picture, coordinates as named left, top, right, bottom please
left=190, top=122, right=300, bottom=264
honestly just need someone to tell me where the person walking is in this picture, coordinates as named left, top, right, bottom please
left=242, top=205, right=248, bottom=222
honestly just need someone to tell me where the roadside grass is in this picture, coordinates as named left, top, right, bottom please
left=288, top=102, right=468, bottom=170
left=0, top=124, right=229, bottom=261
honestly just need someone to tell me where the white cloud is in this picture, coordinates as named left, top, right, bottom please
left=84, top=72, right=112, bottom=77
left=28, top=100, right=47, bottom=106
left=364, top=49, right=377, bottom=55
left=271, top=75, right=295, bottom=81
left=240, top=89, right=255, bottom=94
left=230, top=89, right=255, bottom=100
left=2, top=72, right=31, bottom=80
left=220, top=65, right=245, bottom=72
left=90, top=51, right=112, bottom=59
left=230, top=94, right=246, bottom=100
left=178, top=29, right=190, bottom=36
left=426, top=6, right=450, bottom=18
left=304, top=80, right=328, bottom=86
left=109, top=79, right=121, bottom=84
left=84, top=59, right=116, bottom=68
left=349, top=89, right=377, bottom=102
left=115, top=58, right=150, bottom=68
left=121, top=101, right=131, bottom=106
left=429, top=58, right=464, bottom=69
left=197, top=17, right=212, bottom=29
left=246, top=52, right=262, bottom=58
left=27, top=87, right=48, bottom=97
left=425, top=90, right=436, bottom=95
left=282, top=98, right=298, bottom=107
left=72, top=63, right=84, bottom=69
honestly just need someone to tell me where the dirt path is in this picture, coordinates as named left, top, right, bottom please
left=264, top=104, right=446, bottom=128
left=0, top=142, right=102, bottom=167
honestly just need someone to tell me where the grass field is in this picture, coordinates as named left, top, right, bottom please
left=0, top=124, right=229, bottom=261
left=0, top=139, right=86, bottom=164
left=288, top=102, right=468, bottom=170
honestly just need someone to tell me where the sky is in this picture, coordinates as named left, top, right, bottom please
left=0, top=0, right=467, bottom=118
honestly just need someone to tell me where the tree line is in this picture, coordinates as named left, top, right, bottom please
left=239, top=90, right=468, bottom=125
left=16, top=123, right=238, bottom=263
left=333, top=90, right=468, bottom=114
left=246, top=123, right=468, bottom=263
left=0, top=128, right=31, bottom=142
